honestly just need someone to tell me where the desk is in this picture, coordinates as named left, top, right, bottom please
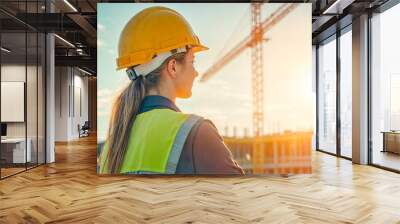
left=381, top=131, right=400, bottom=154
left=1, top=138, right=31, bottom=163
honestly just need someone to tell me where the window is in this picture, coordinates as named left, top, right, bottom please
left=339, top=28, right=352, bottom=158
left=371, top=2, right=400, bottom=171
left=317, top=36, right=337, bottom=154
left=390, top=74, right=400, bottom=130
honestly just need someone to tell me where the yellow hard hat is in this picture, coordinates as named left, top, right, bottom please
left=116, top=6, right=209, bottom=70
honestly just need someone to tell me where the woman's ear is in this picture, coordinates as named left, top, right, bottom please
left=166, top=58, right=178, bottom=79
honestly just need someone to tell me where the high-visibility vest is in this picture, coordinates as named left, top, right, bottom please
left=99, top=109, right=202, bottom=174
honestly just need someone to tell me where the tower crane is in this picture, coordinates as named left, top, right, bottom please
left=199, top=3, right=298, bottom=137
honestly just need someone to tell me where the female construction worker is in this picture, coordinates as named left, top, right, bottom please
left=99, top=6, right=244, bottom=175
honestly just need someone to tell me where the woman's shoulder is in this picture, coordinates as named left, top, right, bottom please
left=197, top=119, right=218, bottom=132
left=186, top=116, right=222, bottom=142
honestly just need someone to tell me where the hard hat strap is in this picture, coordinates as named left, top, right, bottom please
left=126, top=67, right=139, bottom=81
left=128, top=46, right=188, bottom=80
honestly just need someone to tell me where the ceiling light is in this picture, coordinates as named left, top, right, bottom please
left=54, top=34, right=75, bottom=48
left=1, top=47, right=11, bottom=53
left=323, top=0, right=354, bottom=15
left=78, top=67, right=92, bottom=76
left=323, top=0, right=341, bottom=14
left=63, top=0, right=78, bottom=12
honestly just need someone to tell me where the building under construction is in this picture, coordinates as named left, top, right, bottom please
left=224, top=131, right=313, bottom=174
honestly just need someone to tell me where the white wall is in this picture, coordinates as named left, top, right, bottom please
left=54, top=67, right=89, bottom=141
left=72, top=73, right=89, bottom=138
left=55, top=67, right=69, bottom=141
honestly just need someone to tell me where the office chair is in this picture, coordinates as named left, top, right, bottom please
left=79, top=121, right=90, bottom=138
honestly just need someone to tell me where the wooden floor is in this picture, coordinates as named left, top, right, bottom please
left=1, top=135, right=400, bottom=223
left=1, top=167, right=26, bottom=178
left=1, top=163, right=45, bottom=178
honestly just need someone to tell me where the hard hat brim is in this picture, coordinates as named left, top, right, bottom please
left=192, top=44, right=209, bottom=53
left=116, top=44, right=209, bottom=71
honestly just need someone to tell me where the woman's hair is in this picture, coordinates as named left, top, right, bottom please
left=105, top=52, right=186, bottom=174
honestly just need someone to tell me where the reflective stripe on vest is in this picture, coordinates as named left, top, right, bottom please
left=99, top=109, right=202, bottom=174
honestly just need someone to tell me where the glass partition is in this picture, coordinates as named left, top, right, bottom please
left=27, top=31, right=38, bottom=169
left=0, top=1, right=46, bottom=179
left=38, top=31, right=45, bottom=165
left=1, top=30, right=28, bottom=177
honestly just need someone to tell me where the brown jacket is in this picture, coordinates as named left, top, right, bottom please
left=176, top=119, right=244, bottom=175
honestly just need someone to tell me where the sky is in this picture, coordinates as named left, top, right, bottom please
left=97, top=3, right=313, bottom=141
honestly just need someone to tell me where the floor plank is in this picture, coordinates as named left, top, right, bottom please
left=0, top=134, right=400, bottom=223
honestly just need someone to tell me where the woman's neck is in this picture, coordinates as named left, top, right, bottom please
left=147, top=87, right=176, bottom=103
